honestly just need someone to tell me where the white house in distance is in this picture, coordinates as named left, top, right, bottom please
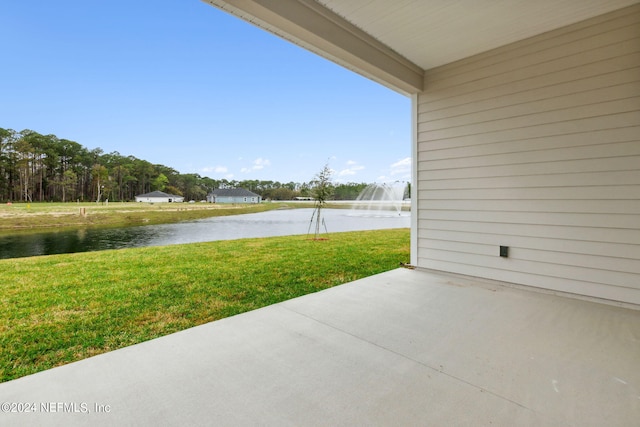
left=207, top=188, right=262, bottom=203
left=135, top=190, right=185, bottom=203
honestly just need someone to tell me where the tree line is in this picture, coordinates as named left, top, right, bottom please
left=0, top=128, right=371, bottom=203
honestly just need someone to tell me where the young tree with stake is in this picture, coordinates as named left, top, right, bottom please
left=308, top=163, right=333, bottom=239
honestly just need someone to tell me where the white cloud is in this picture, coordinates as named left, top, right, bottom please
left=371, top=158, right=411, bottom=183
left=337, top=160, right=365, bottom=177
left=252, top=158, right=271, bottom=170
left=201, top=165, right=228, bottom=174
left=390, top=157, right=411, bottom=176
left=338, top=166, right=364, bottom=176
left=241, top=158, right=272, bottom=174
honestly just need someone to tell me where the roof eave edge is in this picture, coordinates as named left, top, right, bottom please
left=202, top=0, right=424, bottom=95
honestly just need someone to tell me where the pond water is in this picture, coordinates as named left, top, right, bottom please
left=0, top=208, right=410, bottom=260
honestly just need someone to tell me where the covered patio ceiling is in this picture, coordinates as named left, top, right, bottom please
left=203, top=0, right=640, bottom=94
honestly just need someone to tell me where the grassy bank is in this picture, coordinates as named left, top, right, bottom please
left=0, top=228, right=409, bottom=383
left=0, top=201, right=303, bottom=231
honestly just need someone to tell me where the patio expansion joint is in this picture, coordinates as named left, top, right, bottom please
left=280, top=303, right=540, bottom=416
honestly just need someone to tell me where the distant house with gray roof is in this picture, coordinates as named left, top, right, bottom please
left=135, top=191, right=184, bottom=203
left=207, top=188, right=262, bottom=204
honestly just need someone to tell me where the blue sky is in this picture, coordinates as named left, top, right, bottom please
left=0, top=0, right=411, bottom=184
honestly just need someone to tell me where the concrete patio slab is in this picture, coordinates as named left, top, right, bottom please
left=1, top=268, right=639, bottom=426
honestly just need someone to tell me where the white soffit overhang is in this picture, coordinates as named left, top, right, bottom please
left=203, top=0, right=640, bottom=95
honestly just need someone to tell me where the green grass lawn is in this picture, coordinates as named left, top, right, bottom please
left=0, top=228, right=409, bottom=383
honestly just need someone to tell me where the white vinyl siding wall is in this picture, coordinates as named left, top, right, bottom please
left=415, top=5, right=640, bottom=305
